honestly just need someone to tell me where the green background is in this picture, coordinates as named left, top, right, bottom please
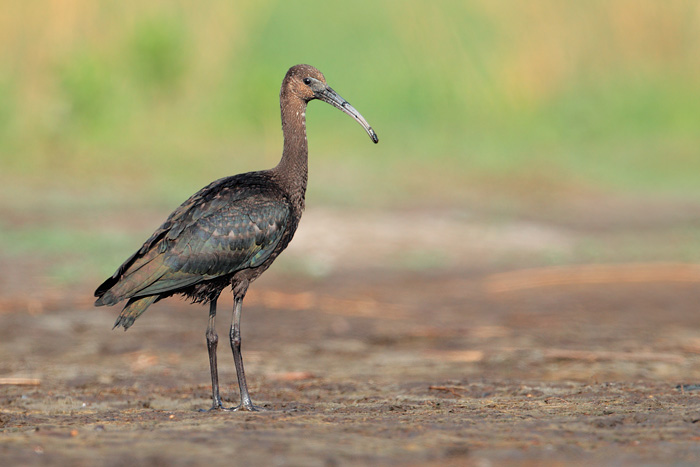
left=1, top=0, right=699, bottom=282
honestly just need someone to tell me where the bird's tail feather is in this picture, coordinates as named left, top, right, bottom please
left=113, top=295, right=158, bottom=330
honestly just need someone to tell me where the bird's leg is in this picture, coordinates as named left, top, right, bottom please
left=203, top=299, right=227, bottom=411
left=229, top=295, right=262, bottom=411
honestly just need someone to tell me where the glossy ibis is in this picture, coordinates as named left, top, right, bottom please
left=94, top=64, right=378, bottom=411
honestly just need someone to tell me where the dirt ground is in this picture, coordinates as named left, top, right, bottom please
left=2, top=205, right=700, bottom=465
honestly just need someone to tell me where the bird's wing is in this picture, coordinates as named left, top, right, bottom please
left=95, top=190, right=289, bottom=305
left=94, top=180, right=224, bottom=299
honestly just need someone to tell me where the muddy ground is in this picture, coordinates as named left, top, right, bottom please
left=2, top=204, right=700, bottom=465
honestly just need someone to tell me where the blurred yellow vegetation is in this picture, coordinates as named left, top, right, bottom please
left=1, top=1, right=699, bottom=203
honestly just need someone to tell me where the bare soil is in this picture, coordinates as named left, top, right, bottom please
left=2, top=205, right=700, bottom=466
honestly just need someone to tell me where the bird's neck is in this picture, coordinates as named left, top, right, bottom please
left=274, top=96, right=309, bottom=209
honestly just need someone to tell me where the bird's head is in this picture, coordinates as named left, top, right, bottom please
left=283, top=64, right=378, bottom=144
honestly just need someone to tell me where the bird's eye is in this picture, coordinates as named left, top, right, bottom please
left=303, top=78, right=312, bottom=85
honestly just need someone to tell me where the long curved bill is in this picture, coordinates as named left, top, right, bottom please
left=317, top=87, right=379, bottom=144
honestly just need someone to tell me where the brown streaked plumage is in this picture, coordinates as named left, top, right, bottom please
left=94, top=64, right=378, bottom=411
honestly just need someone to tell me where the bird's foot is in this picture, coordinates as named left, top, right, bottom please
left=199, top=398, right=232, bottom=412
left=231, top=401, right=267, bottom=412
left=200, top=401, right=267, bottom=412
left=231, top=394, right=267, bottom=412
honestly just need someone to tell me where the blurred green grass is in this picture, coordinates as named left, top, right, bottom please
left=2, top=0, right=699, bottom=205
left=1, top=1, right=700, bottom=284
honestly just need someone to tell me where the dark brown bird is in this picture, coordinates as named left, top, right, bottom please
left=94, top=64, right=378, bottom=411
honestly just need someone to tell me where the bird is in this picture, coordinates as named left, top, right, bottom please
left=94, top=64, right=378, bottom=412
